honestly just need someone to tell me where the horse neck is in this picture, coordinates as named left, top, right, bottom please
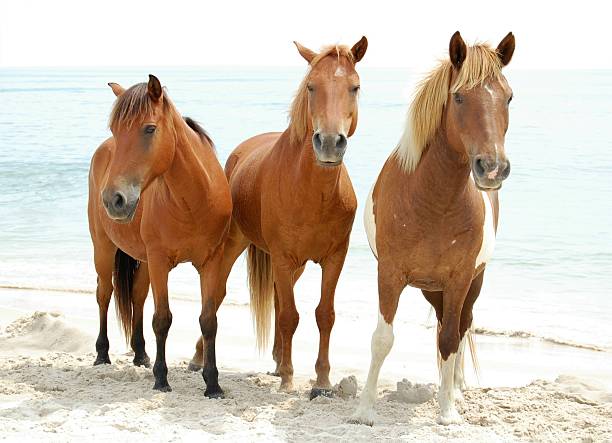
left=281, top=130, right=343, bottom=198
left=412, top=125, right=472, bottom=209
left=161, top=115, right=212, bottom=211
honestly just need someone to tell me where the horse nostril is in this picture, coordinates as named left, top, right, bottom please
left=312, top=132, right=322, bottom=150
left=500, top=160, right=511, bottom=179
left=474, top=157, right=486, bottom=177
left=336, top=134, right=347, bottom=151
left=113, top=192, right=126, bottom=210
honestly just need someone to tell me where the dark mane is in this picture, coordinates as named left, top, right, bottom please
left=184, top=116, right=215, bottom=153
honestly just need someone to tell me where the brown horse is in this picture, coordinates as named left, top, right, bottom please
left=188, top=38, right=368, bottom=398
left=350, top=32, right=515, bottom=425
left=88, top=75, right=232, bottom=395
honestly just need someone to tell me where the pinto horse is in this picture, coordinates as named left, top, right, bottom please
left=188, top=38, right=368, bottom=398
left=350, top=32, right=515, bottom=425
left=88, top=75, right=232, bottom=395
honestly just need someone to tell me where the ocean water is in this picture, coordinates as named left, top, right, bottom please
left=1, top=67, right=611, bottom=356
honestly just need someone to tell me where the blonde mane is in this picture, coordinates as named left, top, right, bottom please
left=393, top=43, right=503, bottom=173
left=289, top=45, right=355, bottom=145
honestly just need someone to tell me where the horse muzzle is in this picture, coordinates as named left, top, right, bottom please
left=102, top=186, right=140, bottom=223
left=312, top=131, right=347, bottom=167
left=471, top=155, right=511, bottom=191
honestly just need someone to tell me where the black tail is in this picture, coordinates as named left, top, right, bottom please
left=113, top=249, right=139, bottom=343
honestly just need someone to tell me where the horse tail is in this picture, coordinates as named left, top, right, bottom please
left=247, top=244, right=274, bottom=352
left=113, top=249, right=138, bottom=343
left=466, top=327, right=481, bottom=382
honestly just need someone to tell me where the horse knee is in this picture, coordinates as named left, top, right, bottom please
left=315, top=305, right=335, bottom=332
left=279, top=309, right=299, bottom=336
left=199, top=312, right=218, bottom=340
left=371, top=314, right=394, bottom=358
left=152, top=312, right=172, bottom=336
left=439, top=326, right=460, bottom=360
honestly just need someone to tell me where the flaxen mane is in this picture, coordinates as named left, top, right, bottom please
left=289, top=45, right=355, bottom=145
left=394, top=43, right=503, bottom=173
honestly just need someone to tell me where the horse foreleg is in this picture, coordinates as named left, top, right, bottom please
left=147, top=255, right=172, bottom=392
left=350, top=266, right=404, bottom=426
left=437, top=275, right=472, bottom=425
left=272, top=259, right=300, bottom=392
left=310, top=250, right=347, bottom=399
left=93, top=241, right=115, bottom=366
left=130, top=261, right=151, bottom=368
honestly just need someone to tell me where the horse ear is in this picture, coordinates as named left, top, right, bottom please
left=497, top=32, right=515, bottom=66
left=108, top=82, right=125, bottom=97
left=147, top=74, right=163, bottom=102
left=449, top=31, right=467, bottom=70
left=351, top=36, right=368, bottom=63
left=293, top=41, right=317, bottom=64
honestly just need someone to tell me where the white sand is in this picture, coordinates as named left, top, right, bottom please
left=0, top=289, right=611, bottom=442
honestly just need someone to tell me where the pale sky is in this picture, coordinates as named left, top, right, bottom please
left=0, top=0, right=609, bottom=69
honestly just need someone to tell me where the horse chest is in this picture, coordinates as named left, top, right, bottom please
left=366, top=186, right=496, bottom=274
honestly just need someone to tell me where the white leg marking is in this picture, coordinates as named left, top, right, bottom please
left=350, top=313, right=394, bottom=426
left=453, top=336, right=467, bottom=401
left=363, top=185, right=378, bottom=258
left=437, top=352, right=463, bottom=425
left=475, top=191, right=496, bottom=268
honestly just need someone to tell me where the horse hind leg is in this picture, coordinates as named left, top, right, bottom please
left=436, top=276, right=473, bottom=425
left=93, top=240, right=116, bottom=366
left=130, top=262, right=151, bottom=368
left=271, top=265, right=305, bottom=377
left=454, top=271, right=485, bottom=399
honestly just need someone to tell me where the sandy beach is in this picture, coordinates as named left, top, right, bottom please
left=1, top=287, right=611, bottom=442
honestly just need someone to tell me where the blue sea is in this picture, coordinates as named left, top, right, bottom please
left=1, top=67, right=611, bottom=355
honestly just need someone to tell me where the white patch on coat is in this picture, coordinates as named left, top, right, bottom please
left=350, top=313, right=394, bottom=425
left=475, top=191, right=496, bottom=268
left=335, top=65, right=346, bottom=77
left=364, top=185, right=378, bottom=258
left=437, top=352, right=463, bottom=425
left=453, top=336, right=467, bottom=398
left=470, top=173, right=496, bottom=268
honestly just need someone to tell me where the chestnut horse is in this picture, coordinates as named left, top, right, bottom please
left=88, top=75, right=232, bottom=395
left=188, top=38, right=368, bottom=399
left=350, top=32, right=515, bottom=425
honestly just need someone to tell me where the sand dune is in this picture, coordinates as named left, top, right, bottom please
left=0, top=311, right=611, bottom=442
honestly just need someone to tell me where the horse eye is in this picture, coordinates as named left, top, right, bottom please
left=453, top=93, right=464, bottom=104
left=508, top=94, right=513, bottom=104
left=144, top=125, right=156, bottom=135
left=307, top=84, right=314, bottom=92
left=351, top=85, right=360, bottom=94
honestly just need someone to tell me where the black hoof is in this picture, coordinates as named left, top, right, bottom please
left=93, top=355, right=111, bottom=366
left=153, top=382, right=172, bottom=392
left=187, top=362, right=203, bottom=372
left=133, top=354, right=151, bottom=368
left=204, top=386, right=225, bottom=399
left=310, top=388, right=334, bottom=400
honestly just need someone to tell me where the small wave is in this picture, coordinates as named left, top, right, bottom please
left=473, top=327, right=608, bottom=353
